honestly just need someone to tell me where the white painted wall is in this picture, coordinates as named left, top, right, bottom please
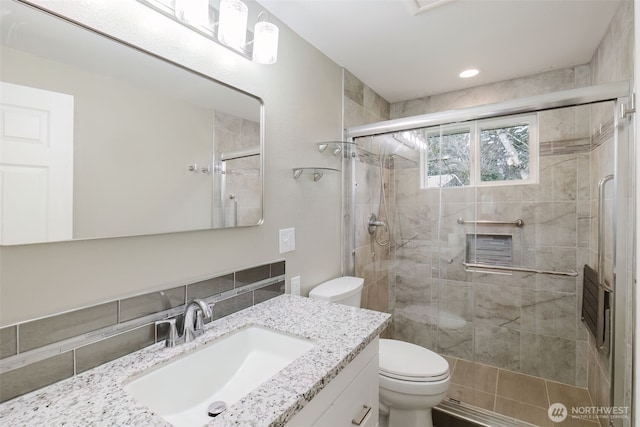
left=1, top=46, right=216, bottom=238
left=0, top=0, right=343, bottom=324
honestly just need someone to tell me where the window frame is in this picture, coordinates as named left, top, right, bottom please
left=419, top=113, right=539, bottom=189
left=475, top=113, right=539, bottom=187
left=420, top=123, right=472, bottom=188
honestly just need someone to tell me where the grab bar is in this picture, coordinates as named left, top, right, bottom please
left=463, top=262, right=578, bottom=277
left=457, top=218, right=524, bottom=227
left=597, top=175, right=614, bottom=293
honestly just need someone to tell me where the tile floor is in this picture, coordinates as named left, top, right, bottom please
left=443, top=355, right=602, bottom=427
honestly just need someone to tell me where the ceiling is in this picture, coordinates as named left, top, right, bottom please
left=256, top=0, right=623, bottom=103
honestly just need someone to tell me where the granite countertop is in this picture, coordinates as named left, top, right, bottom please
left=0, top=295, right=391, bottom=427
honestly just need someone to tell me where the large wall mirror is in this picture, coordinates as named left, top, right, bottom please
left=0, top=1, right=264, bottom=245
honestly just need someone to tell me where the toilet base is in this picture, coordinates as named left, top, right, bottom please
left=388, top=407, right=433, bottom=427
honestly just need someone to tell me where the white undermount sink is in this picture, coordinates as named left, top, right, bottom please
left=124, top=325, right=315, bottom=427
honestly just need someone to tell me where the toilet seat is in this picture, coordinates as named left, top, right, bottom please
left=379, top=339, right=449, bottom=383
left=380, top=370, right=449, bottom=382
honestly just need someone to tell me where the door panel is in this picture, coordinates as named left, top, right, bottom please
left=0, top=82, right=74, bottom=244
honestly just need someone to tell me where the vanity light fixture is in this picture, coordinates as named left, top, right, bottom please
left=174, top=0, right=209, bottom=27
left=252, top=13, right=279, bottom=64
left=138, top=0, right=280, bottom=64
left=217, top=0, right=248, bottom=49
left=459, top=68, right=480, bottom=78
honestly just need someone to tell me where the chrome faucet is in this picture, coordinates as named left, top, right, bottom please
left=182, top=299, right=213, bottom=342
left=155, top=299, right=213, bottom=347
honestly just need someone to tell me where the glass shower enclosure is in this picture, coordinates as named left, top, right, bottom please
left=343, top=82, right=634, bottom=427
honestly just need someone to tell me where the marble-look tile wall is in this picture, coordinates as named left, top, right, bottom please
left=388, top=64, right=598, bottom=386
left=390, top=109, right=596, bottom=387
left=343, top=70, right=393, bottom=314
left=343, top=70, right=390, bottom=128
left=213, top=111, right=262, bottom=227
left=343, top=68, right=613, bottom=387
left=391, top=66, right=590, bottom=118
left=584, top=2, right=633, bottom=423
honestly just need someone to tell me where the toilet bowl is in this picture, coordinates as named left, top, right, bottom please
left=379, top=338, right=450, bottom=427
left=309, top=276, right=450, bottom=427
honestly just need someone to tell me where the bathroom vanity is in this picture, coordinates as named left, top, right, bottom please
left=0, top=295, right=390, bottom=426
left=287, top=337, right=380, bottom=426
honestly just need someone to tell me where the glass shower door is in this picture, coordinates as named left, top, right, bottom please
left=348, top=93, right=633, bottom=427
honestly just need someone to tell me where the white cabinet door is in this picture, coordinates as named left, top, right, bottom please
left=286, top=339, right=379, bottom=427
left=312, top=355, right=379, bottom=427
left=0, top=82, right=74, bottom=244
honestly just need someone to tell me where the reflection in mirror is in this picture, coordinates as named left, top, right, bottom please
left=0, top=1, right=263, bottom=245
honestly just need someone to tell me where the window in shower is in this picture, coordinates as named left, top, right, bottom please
left=422, top=125, right=472, bottom=188
left=478, top=115, right=537, bottom=184
left=419, top=113, right=538, bottom=188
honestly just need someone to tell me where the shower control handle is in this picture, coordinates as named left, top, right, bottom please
left=368, top=213, right=387, bottom=235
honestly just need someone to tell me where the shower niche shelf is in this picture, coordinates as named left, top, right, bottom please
left=292, top=167, right=339, bottom=182
left=317, top=141, right=355, bottom=156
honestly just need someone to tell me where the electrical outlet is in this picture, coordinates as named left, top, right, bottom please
left=279, top=228, right=296, bottom=254
left=291, top=276, right=301, bottom=296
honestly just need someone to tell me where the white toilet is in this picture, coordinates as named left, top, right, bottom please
left=309, top=276, right=450, bottom=427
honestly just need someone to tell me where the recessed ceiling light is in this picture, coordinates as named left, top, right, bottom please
left=459, top=69, right=480, bottom=78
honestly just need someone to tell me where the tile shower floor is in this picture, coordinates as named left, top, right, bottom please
left=443, top=356, right=600, bottom=427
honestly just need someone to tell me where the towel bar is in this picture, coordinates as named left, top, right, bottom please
left=457, top=218, right=524, bottom=227
left=462, top=262, right=578, bottom=277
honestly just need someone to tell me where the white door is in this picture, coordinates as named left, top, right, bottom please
left=0, top=82, right=74, bottom=245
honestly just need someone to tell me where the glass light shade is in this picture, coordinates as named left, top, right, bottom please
left=174, top=0, right=209, bottom=28
left=217, top=0, right=248, bottom=50
left=252, top=21, right=279, bottom=64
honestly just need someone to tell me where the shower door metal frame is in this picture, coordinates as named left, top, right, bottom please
left=612, top=96, right=635, bottom=427
left=343, top=81, right=634, bottom=427
left=347, top=81, right=630, bottom=138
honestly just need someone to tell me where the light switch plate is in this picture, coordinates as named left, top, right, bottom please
left=279, top=228, right=296, bottom=254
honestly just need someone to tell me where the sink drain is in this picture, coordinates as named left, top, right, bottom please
left=207, top=401, right=227, bottom=417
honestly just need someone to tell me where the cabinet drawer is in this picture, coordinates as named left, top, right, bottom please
left=312, top=354, right=379, bottom=427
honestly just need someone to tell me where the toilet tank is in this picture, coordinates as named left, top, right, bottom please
left=309, top=276, right=364, bottom=307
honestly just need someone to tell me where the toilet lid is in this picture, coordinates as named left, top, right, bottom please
left=309, top=276, right=364, bottom=302
left=379, top=339, right=449, bottom=382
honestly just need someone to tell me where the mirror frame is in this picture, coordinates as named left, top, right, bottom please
left=1, top=0, right=265, bottom=245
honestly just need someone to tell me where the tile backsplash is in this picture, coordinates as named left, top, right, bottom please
left=0, top=261, right=285, bottom=403
left=19, top=302, right=119, bottom=353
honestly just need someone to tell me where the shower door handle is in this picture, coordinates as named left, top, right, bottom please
left=597, top=174, right=614, bottom=293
